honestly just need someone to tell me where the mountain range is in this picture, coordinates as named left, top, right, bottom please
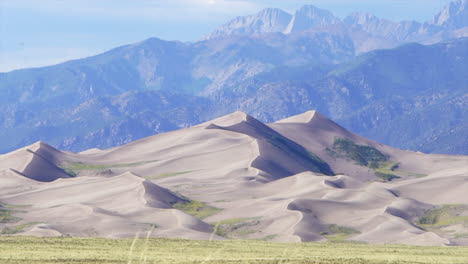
left=0, top=0, right=467, bottom=155
left=205, top=0, right=468, bottom=52
left=1, top=111, right=467, bottom=245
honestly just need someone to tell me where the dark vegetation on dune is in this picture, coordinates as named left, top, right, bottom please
left=331, top=138, right=387, bottom=167
left=329, top=137, right=401, bottom=181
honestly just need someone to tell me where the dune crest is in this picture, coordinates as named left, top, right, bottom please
left=0, top=142, right=70, bottom=182
left=275, top=110, right=319, bottom=124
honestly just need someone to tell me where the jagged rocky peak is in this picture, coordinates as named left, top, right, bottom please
left=431, top=0, right=468, bottom=29
left=204, top=8, right=292, bottom=39
left=284, top=5, right=341, bottom=33
left=256, top=8, right=292, bottom=25
left=344, top=12, right=381, bottom=25
left=343, top=11, right=424, bottom=41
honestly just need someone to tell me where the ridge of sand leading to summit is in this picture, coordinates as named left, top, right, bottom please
left=1, top=111, right=467, bottom=246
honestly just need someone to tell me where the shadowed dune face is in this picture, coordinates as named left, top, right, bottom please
left=0, top=142, right=70, bottom=182
left=0, top=110, right=467, bottom=246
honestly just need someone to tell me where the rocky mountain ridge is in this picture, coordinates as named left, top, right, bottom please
left=205, top=0, right=468, bottom=52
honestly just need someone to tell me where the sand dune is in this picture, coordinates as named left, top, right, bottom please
left=1, top=110, right=467, bottom=245
left=0, top=141, right=70, bottom=182
left=1, top=171, right=215, bottom=239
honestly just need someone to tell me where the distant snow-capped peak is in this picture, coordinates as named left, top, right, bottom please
left=204, top=8, right=291, bottom=39
left=204, top=0, right=466, bottom=40
left=344, top=12, right=381, bottom=26
left=431, top=0, right=467, bottom=29
left=284, top=5, right=341, bottom=33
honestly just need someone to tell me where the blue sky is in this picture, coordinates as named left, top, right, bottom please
left=1, top=0, right=452, bottom=72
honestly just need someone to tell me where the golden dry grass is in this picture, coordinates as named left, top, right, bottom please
left=0, top=236, right=467, bottom=264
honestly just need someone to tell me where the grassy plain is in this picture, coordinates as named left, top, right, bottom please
left=0, top=237, right=468, bottom=264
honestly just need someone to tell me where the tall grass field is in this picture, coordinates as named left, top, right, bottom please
left=0, top=237, right=467, bottom=264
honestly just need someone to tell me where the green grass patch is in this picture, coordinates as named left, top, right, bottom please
left=59, top=160, right=158, bottom=176
left=328, top=224, right=360, bottom=235
left=373, top=162, right=426, bottom=179
left=321, top=224, right=361, bottom=243
left=374, top=171, right=401, bottom=182
left=0, top=203, right=31, bottom=209
left=373, top=162, right=400, bottom=181
left=1, top=237, right=468, bottom=264
left=329, top=138, right=415, bottom=181
left=373, top=161, right=399, bottom=172
left=146, top=171, right=193, bottom=179
left=413, top=172, right=429, bottom=178
left=213, top=218, right=260, bottom=238
left=0, top=203, right=26, bottom=224
left=259, top=234, right=278, bottom=241
left=417, top=205, right=468, bottom=228
left=455, top=233, right=468, bottom=239
left=1, top=203, right=36, bottom=234
left=1, top=223, right=37, bottom=235
left=62, top=168, right=78, bottom=177
left=0, top=209, right=21, bottom=224
left=173, top=200, right=221, bottom=219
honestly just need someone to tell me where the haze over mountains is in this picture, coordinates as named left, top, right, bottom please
left=206, top=0, right=468, bottom=52
left=0, top=0, right=467, bottom=155
left=1, top=111, right=467, bottom=245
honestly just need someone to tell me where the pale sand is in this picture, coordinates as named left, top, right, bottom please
left=1, top=111, right=467, bottom=245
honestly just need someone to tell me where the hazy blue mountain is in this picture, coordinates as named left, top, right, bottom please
left=1, top=36, right=466, bottom=154
left=342, top=2, right=468, bottom=44
left=0, top=1, right=466, bottom=154
left=284, top=5, right=341, bottom=33
left=431, top=0, right=467, bottom=29
left=343, top=12, right=422, bottom=42
left=324, top=39, right=468, bottom=154
left=206, top=1, right=467, bottom=52
left=0, top=38, right=192, bottom=104
left=194, top=31, right=355, bottom=95
left=0, top=30, right=355, bottom=152
left=0, top=29, right=354, bottom=102
left=205, top=8, right=292, bottom=39
left=0, top=89, right=212, bottom=152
